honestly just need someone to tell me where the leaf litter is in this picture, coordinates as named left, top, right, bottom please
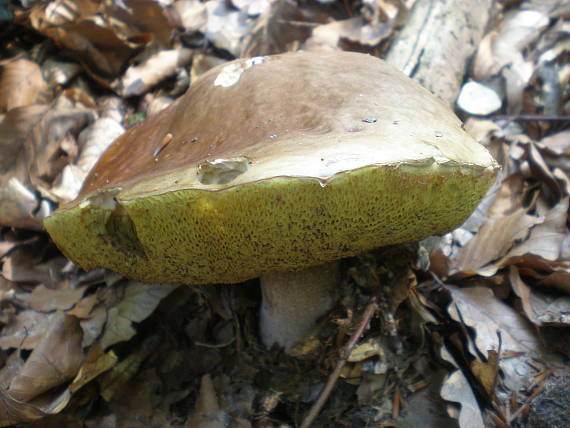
left=1, top=0, right=570, bottom=427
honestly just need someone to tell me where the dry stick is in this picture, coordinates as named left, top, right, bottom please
left=491, top=114, right=570, bottom=122
left=300, top=297, right=378, bottom=428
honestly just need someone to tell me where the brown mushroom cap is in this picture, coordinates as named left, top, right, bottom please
left=44, top=51, right=498, bottom=285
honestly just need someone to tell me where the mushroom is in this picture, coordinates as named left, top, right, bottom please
left=44, top=51, right=498, bottom=349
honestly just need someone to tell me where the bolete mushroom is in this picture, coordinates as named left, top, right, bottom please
left=44, top=51, right=498, bottom=348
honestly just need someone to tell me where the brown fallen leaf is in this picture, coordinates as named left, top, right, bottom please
left=98, top=335, right=160, bottom=402
left=19, top=0, right=174, bottom=81
left=8, top=312, right=83, bottom=402
left=510, top=265, right=570, bottom=326
left=186, top=374, right=227, bottom=428
left=0, top=57, right=49, bottom=112
left=0, top=389, right=46, bottom=427
left=449, top=207, right=541, bottom=276
left=205, top=0, right=255, bottom=56
left=2, top=246, right=66, bottom=285
left=446, top=285, right=539, bottom=358
left=98, top=281, right=178, bottom=349
left=440, top=369, right=485, bottom=428
left=0, top=103, right=94, bottom=229
left=473, top=8, right=549, bottom=113
left=0, top=310, right=58, bottom=350
left=118, top=48, right=193, bottom=97
left=506, top=197, right=568, bottom=262
left=28, top=281, right=87, bottom=313
left=69, top=344, right=118, bottom=394
left=241, top=0, right=312, bottom=57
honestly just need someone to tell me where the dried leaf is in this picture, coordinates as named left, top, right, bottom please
left=2, top=246, right=66, bottom=285
left=119, top=48, right=192, bottom=97
left=99, top=335, right=160, bottom=402
left=205, top=0, right=255, bottom=56
left=0, top=57, right=48, bottom=112
left=505, top=198, right=568, bottom=261
left=0, top=389, right=46, bottom=427
left=446, top=285, right=539, bottom=358
left=23, top=0, right=173, bottom=79
left=28, top=282, right=86, bottom=313
left=440, top=370, right=484, bottom=428
left=69, top=344, right=118, bottom=393
left=42, top=59, right=82, bottom=87
left=242, top=0, right=312, bottom=57
left=0, top=311, right=57, bottom=350
left=8, top=312, right=83, bottom=402
left=0, top=178, right=43, bottom=230
left=510, top=266, right=570, bottom=326
left=173, top=0, right=207, bottom=33
left=76, top=117, right=125, bottom=176
left=98, top=282, right=178, bottom=349
left=186, top=374, right=227, bottom=428
left=450, top=207, right=541, bottom=275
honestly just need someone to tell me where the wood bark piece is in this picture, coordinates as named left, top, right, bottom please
left=386, top=0, right=495, bottom=105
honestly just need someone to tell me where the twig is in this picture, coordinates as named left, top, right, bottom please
left=507, top=369, right=553, bottom=423
left=300, top=297, right=377, bottom=428
left=491, top=114, right=570, bottom=122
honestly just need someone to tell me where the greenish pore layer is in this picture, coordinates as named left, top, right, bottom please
left=44, top=162, right=495, bottom=285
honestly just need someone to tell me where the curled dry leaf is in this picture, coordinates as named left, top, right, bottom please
left=2, top=246, right=66, bottom=285
left=98, top=334, right=160, bottom=402
left=446, top=285, right=539, bottom=358
left=21, top=0, right=174, bottom=80
left=510, top=265, right=570, bottom=326
left=119, top=48, right=193, bottom=97
left=305, top=18, right=366, bottom=51
left=505, top=197, right=569, bottom=261
left=0, top=105, right=49, bottom=184
left=98, top=282, right=178, bottom=350
left=0, top=57, right=48, bottom=112
left=7, top=312, right=83, bottom=402
left=28, top=282, right=87, bottom=313
left=190, top=54, right=227, bottom=81
left=440, top=369, right=485, bottom=428
left=42, top=59, right=82, bottom=87
left=0, top=390, right=46, bottom=427
left=241, top=0, right=312, bottom=57
left=205, top=0, right=256, bottom=56
left=69, top=344, right=118, bottom=394
left=173, top=0, right=207, bottom=33
left=473, top=7, right=551, bottom=113
left=186, top=374, right=227, bottom=428
left=449, top=207, right=541, bottom=276
left=446, top=284, right=543, bottom=393
left=0, top=102, right=94, bottom=228
left=75, top=117, right=125, bottom=181
left=50, top=115, right=124, bottom=202
left=304, top=10, right=394, bottom=52
left=0, top=310, right=58, bottom=351
left=473, top=9, right=549, bottom=80
left=448, top=163, right=569, bottom=277
left=0, top=178, right=44, bottom=230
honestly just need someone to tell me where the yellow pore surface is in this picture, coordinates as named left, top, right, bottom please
left=45, top=161, right=495, bottom=285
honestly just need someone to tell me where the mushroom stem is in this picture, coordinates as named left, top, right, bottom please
left=260, top=260, right=340, bottom=349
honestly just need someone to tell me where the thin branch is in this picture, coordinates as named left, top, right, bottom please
left=491, top=114, right=570, bottom=122
left=300, top=297, right=378, bottom=428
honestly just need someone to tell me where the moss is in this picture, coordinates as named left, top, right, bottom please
left=44, top=162, right=494, bottom=284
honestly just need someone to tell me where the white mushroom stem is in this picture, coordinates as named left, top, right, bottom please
left=260, top=260, right=340, bottom=349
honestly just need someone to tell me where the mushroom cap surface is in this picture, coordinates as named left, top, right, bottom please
left=44, top=51, right=498, bottom=284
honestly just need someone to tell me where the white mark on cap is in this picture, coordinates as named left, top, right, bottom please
left=214, top=56, right=267, bottom=88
